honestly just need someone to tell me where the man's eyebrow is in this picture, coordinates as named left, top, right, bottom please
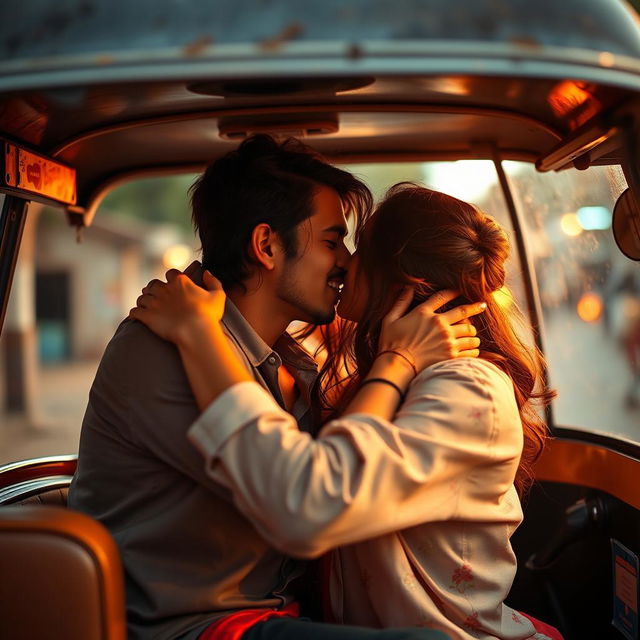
left=322, top=224, right=348, bottom=238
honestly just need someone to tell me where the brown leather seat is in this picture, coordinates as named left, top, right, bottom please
left=16, top=486, right=69, bottom=507
left=0, top=505, right=126, bottom=640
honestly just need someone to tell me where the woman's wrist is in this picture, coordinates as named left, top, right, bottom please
left=377, top=349, right=418, bottom=376
left=173, top=312, right=223, bottom=350
left=369, top=352, right=415, bottom=389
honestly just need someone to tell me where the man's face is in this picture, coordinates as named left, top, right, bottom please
left=275, top=185, right=350, bottom=325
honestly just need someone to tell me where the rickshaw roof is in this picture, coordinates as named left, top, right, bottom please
left=2, top=0, right=640, bottom=216
left=4, top=0, right=640, bottom=69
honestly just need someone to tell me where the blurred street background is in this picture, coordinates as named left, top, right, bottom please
left=2, top=160, right=638, bottom=465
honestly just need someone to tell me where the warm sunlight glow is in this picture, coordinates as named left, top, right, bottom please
left=162, top=244, right=192, bottom=270
left=576, top=292, right=603, bottom=323
left=427, top=161, right=497, bottom=203
left=492, top=286, right=514, bottom=309
left=560, top=213, right=583, bottom=237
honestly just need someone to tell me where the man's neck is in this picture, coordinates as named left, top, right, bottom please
left=227, top=289, right=292, bottom=347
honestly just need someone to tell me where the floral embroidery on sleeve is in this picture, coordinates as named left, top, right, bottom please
left=512, top=610, right=525, bottom=624
left=450, top=563, right=475, bottom=593
left=463, top=611, right=481, bottom=631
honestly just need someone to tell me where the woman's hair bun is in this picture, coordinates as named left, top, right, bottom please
left=470, top=213, right=508, bottom=293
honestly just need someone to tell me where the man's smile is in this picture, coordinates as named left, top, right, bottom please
left=327, top=271, right=346, bottom=298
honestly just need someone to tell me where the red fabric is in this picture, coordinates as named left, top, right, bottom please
left=520, top=611, right=564, bottom=640
left=198, top=603, right=299, bottom=640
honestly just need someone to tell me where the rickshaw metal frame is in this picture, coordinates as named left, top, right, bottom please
left=0, top=0, right=639, bottom=456
left=3, top=3, right=640, bottom=639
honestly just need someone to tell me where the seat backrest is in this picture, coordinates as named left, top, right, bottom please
left=0, top=505, right=126, bottom=640
left=16, top=486, right=69, bottom=507
left=0, top=455, right=76, bottom=506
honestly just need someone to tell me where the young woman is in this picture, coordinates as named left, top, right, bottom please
left=131, top=185, right=560, bottom=640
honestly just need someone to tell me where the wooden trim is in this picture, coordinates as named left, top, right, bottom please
left=535, top=439, right=640, bottom=509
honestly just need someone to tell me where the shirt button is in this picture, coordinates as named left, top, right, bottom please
left=268, top=356, right=277, bottom=365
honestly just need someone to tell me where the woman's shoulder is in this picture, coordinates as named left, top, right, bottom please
left=408, top=357, right=516, bottom=407
left=400, top=358, right=521, bottom=449
left=416, top=357, right=512, bottom=386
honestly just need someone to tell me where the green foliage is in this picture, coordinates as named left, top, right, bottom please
left=100, top=174, right=198, bottom=234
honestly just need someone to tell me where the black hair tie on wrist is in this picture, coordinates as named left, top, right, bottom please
left=377, top=349, right=418, bottom=377
left=360, top=377, right=406, bottom=403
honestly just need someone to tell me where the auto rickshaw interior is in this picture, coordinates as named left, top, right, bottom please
left=1, top=1, right=640, bottom=639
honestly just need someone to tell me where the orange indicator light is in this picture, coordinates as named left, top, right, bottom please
left=3, top=142, right=76, bottom=205
left=16, top=147, right=76, bottom=205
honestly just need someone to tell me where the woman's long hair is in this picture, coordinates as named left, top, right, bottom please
left=312, top=184, right=554, bottom=495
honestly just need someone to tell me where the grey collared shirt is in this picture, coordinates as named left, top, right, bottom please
left=68, top=300, right=318, bottom=640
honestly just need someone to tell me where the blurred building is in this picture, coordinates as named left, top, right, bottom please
left=0, top=205, right=194, bottom=422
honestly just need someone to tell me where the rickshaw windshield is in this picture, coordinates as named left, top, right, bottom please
left=347, top=162, right=637, bottom=443
left=348, top=161, right=636, bottom=443
left=3, top=159, right=635, bottom=465
left=504, top=162, right=636, bottom=441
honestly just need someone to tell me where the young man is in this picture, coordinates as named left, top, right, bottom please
left=69, top=136, right=457, bottom=640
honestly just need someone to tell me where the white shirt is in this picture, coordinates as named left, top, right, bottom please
left=189, top=358, right=551, bottom=640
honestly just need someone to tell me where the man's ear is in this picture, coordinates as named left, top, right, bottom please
left=249, top=223, right=281, bottom=271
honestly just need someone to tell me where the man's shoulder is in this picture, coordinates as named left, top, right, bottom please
left=108, top=316, right=175, bottom=356
left=86, top=319, right=197, bottom=436
left=96, top=318, right=183, bottom=385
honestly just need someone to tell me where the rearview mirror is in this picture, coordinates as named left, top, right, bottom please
left=613, top=188, right=640, bottom=261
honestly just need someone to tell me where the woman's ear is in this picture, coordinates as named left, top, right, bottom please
left=249, top=223, right=279, bottom=271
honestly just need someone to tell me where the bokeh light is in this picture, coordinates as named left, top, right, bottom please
left=576, top=292, right=603, bottom=323
left=162, top=244, right=193, bottom=270
left=560, top=213, right=583, bottom=236
left=577, top=206, right=611, bottom=230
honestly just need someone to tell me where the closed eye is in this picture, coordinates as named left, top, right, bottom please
left=325, top=240, right=337, bottom=249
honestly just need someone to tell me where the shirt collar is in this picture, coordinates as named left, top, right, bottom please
left=221, top=299, right=318, bottom=373
left=221, top=299, right=273, bottom=368
left=274, top=332, right=319, bottom=372
left=188, top=262, right=318, bottom=372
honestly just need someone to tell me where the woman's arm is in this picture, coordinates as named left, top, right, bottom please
left=131, top=270, right=484, bottom=418
left=188, top=359, right=519, bottom=558
left=130, top=271, right=498, bottom=556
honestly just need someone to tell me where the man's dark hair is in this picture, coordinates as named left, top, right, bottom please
left=190, top=134, right=372, bottom=290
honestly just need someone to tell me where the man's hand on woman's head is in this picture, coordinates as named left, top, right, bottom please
left=377, top=288, right=485, bottom=374
left=129, top=269, right=226, bottom=345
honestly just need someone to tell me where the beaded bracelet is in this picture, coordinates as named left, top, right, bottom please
left=376, top=349, right=418, bottom=377
left=360, top=377, right=406, bottom=402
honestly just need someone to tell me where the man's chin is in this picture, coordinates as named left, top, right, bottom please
left=302, top=306, right=336, bottom=326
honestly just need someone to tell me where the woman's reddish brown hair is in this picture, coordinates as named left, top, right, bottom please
left=313, top=183, right=554, bottom=495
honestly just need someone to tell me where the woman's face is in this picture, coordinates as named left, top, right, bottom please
left=336, top=252, right=369, bottom=322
